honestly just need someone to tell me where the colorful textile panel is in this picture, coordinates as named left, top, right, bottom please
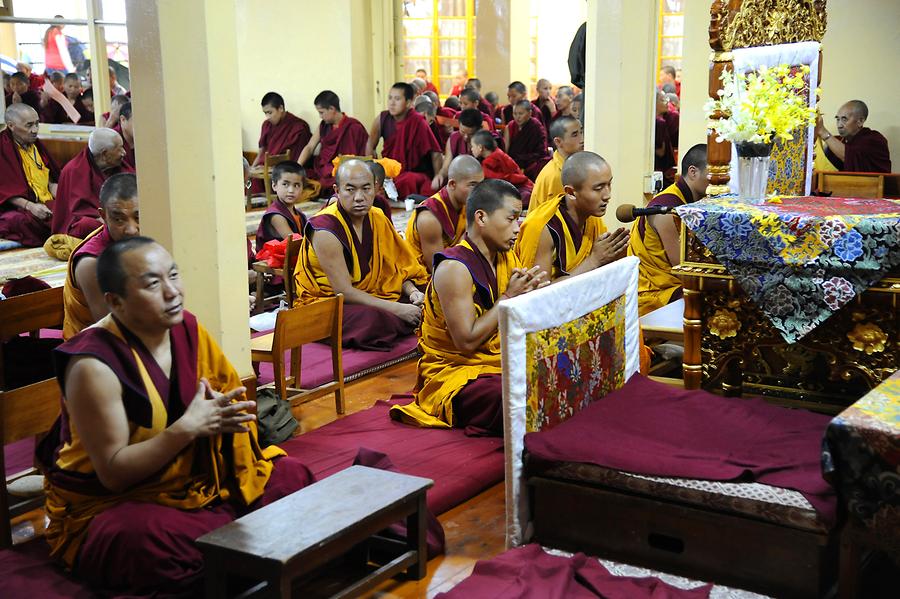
left=677, top=196, right=900, bottom=343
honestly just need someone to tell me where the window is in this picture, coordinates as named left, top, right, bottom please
left=657, top=0, right=684, bottom=78
left=401, top=0, right=475, bottom=97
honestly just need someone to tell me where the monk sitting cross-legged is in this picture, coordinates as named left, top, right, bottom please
left=39, top=237, right=314, bottom=596
left=293, top=159, right=429, bottom=350
left=52, top=128, right=133, bottom=240
left=63, top=172, right=140, bottom=339
left=249, top=91, right=312, bottom=195
left=504, top=99, right=551, bottom=182
left=391, top=179, right=548, bottom=436
left=406, top=155, right=484, bottom=273
left=470, top=130, right=533, bottom=208
left=530, top=115, right=584, bottom=209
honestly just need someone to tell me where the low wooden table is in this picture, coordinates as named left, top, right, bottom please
left=196, top=465, right=433, bottom=598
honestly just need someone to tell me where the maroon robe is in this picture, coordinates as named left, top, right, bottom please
left=497, top=104, right=513, bottom=125
left=655, top=114, right=677, bottom=186
left=254, top=199, right=308, bottom=252
left=424, top=81, right=439, bottom=95
left=477, top=98, right=494, bottom=119
left=313, top=114, right=368, bottom=192
left=507, top=117, right=551, bottom=182
left=5, top=90, right=41, bottom=114
left=824, top=127, right=892, bottom=173
left=52, top=147, right=134, bottom=238
left=380, top=109, right=441, bottom=199
left=430, top=120, right=450, bottom=149
left=448, top=131, right=471, bottom=159
left=111, top=122, right=136, bottom=168
left=41, top=96, right=82, bottom=125
left=251, top=111, right=312, bottom=195
left=436, top=106, right=458, bottom=120
left=0, top=128, right=60, bottom=247
left=531, top=99, right=552, bottom=129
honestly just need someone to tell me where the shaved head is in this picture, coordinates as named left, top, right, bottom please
left=561, top=151, right=608, bottom=189
left=842, top=100, right=868, bottom=120
left=424, top=90, right=439, bottom=105
left=448, top=154, right=483, bottom=181
left=4, top=102, right=37, bottom=125
left=4, top=103, right=40, bottom=145
left=88, top=128, right=122, bottom=155
left=335, top=158, right=374, bottom=187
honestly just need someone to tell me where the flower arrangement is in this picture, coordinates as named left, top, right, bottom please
left=704, top=64, right=816, bottom=146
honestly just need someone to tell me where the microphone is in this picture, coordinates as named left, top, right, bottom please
left=615, top=203, right=676, bottom=223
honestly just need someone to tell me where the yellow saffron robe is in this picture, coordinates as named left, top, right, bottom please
left=62, top=225, right=107, bottom=339
left=293, top=202, right=428, bottom=306
left=18, top=143, right=54, bottom=203
left=391, top=239, right=518, bottom=428
left=404, top=186, right=466, bottom=271
left=529, top=150, right=566, bottom=209
left=628, top=177, right=691, bottom=316
left=41, top=312, right=284, bottom=567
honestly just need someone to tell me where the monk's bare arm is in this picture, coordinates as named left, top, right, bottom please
left=268, top=214, right=295, bottom=240
left=503, top=127, right=510, bottom=151
left=64, top=357, right=255, bottom=494
left=649, top=214, right=681, bottom=267
left=533, top=227, right=557, bottom=279
left=433, top=260, right=500, bottom=353
left=816, top=114, right=846, bottom=161
left=9, top=196, right=52, bottom=220
left=430, top=152, right=443, bottom=181
left=437, top=138, right=453, bottom=181
left=73, top=256, right=109, bottom=322
left=296, top=128, right=321, bottom=167
left=366, top=117, right=382, bottom=157
left=416, top=211, right=446, bottom=274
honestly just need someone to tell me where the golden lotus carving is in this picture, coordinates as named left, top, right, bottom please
left=847, top=323, right=888, bottom=355
left=709, top=309, right=740, bottom=339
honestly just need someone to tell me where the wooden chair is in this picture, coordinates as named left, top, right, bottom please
left=251, top=234, right=303, bottom=314
left=0, top=378, right=61, bottom=548
left=816, top=170, right=885, bottom=198
left=250, top=294, right=345, bottom=414
left=247, top=151, right=292, bottom=206
left=0, top=287, right=65, bottom=390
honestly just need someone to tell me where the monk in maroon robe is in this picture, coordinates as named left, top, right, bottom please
left=249, top=91, right=312, bottom=195
left=296, top=90, right=368, bottom=196
left=366, top=82, right=442, bottom=199
left=499, top=80, right=528, bottom=125
left=817, top=100, right=892, bottom=173
left=0, top=104, right=59, bottom=246
left=52, top=128, right=133, bottom=239
left=505, top=100, right=551, bottom=182
left=532, top=78, right=555, bottom=129
left=433, top=108, right=482, bottom=187
left=471, top=130, right=534, bottom=207
left=654, top=90, right=677, bottom=186
left=5, top=72, right=42, bottom=114
left=416, top=101, right=451, bottom=150
left=111, top=101, right=137, bottom=168
left=254, top=161, right=309, bottom=252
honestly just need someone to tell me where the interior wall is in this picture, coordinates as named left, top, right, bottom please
left=532, top=0, right=586, bottom=88
left=475, top=0, right=511, bottom=96
left=677, top=0, right=712, bottom=159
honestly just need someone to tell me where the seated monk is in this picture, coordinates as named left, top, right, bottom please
left=496, top=81, right=527, bottom=125
left=254, top=160, right=308, bottom=252
left=52, top=128, right=132, bottom=240
left=0, top=104, right=59, bottom=246
left=296, top=90, right=368, bottom=196
left=77, top=87, right=96, bottom=125
left=366, top=82, right=443, bottom=199
left=293, top=159, right=429, bottom=350
left=367, top=161, right=394, bottom=218
left=463, top=78, right=495, bottom=118
left=406, top=155, right=484, bottom=273
left=391, top=179, right=547, bottom=434
left=470, top=130, right=533, bottom=207
left=654, top=89, right=677, bottom=187
left=550, top=85, right=575, bottom=124
left=4, top=72, right=41, bottom=113
left=249, top=92, right=312, bottom=195
left=101, top=94, right=130, bottom=129
left=415, top=99, right=450, bottom=150
left=39, top=237, right=314, bottom=596
left=629, top=144, right=707, bottom=316
left=434, top=108, right=483, bottom=187
left=39, top=72, right=67, bottom=124
left=63, top=173, right=140, bottom=339
left=531, top=115, right=583, bottom=209
left=459, top=89, right=496, bottom=131
left=112, top=101, right=136, bottom=168
left=504, top=100, right=551, bottom=182
left=816, top=100, right=892, bottom=173
left=485, top=91, right=499, bottom=117
left=531, top=78, right=555, bottom=128
left=415, top=68, right=440, bottom=95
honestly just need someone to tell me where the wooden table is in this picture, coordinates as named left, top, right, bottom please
left=196, top=465, right=433, bottom=598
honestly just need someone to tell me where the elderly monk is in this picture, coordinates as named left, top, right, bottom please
left=391, top=179, right=547, bottom=435
left=434, top=108, right=483, bottom=187
left=4, top=72, right=41, bottom=113
left=366, top=82, right=443, bottom=199
left=39, top=237, right=313, bottom=596
left=52, top=128, right=132, bottom=239
left=497, top=81, right=528, bottom=125
left=63, top=173, right=139, bottom=339
left=296, top=90, right=369, bottom=195
left=504, top=100, right=551, bottom=182
left=817, top=100, right=892, bottom=173
left=630, top=144, right=707, bottom=316
left=0, top=104, right=59, bottom=246
left=294, top=159, right=429, bottom=350
left=531, top=116, right=584, bottom=209
left=532, top=78, right=554, bottom=128
left=249, top=92, right=312, bottom=194
left=407, top=155, right=484, bottom=273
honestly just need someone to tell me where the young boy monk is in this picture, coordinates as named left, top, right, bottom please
left=470, top=130, right=533, bottom=207
left=254, top=160, right=308, bottom=252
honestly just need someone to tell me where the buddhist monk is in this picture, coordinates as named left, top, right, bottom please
left=4, top=72, right=41, bottom=113
left=249, top=92, right=312, bottom=194
left=407, top=155, right=484, bottom=273
left=296, top=90, right=369, bottom=195
left=449, top=69, right=468, bottom=97
left=571, top=93, right=584, bottom=125
left=367, top=161, right=394, bottom=218
left=470, top=130, right=533, bottom=207
left=293, top=159, right=429, bottom=350
left=658, top=64, right=680, bottom=97
left=444, top=95, right=461, bottom=113
left=464, top=78, right=495, bottom=118
left=77, top=87, right=95, bottom=125
left=817, top=100, right=892, bottom=173
left=434, top=108, right=483, bottom=186
left=40, top=237, right=314, bottom=596
left=416, top=68, right=440, bottom=95
left=39, top=72, right=66, bottom=123
left=459, top=88, right=495, bottom=130
left=505, top=100, right=551, bottom=181
left=52, top=128, right=132, bottom=239
left=531, top=115, right=583, bottom=209
left=41, top=72, right=83, bottom=124
left=410, top=78, right=426, bottom=97
left=630, top=144, right=707, bottom=315
left=366, top=82, right=442, bottom=199
left=115, top=101, right=136, bottom=167
left=550, top=85, right=575, bottom=123
left=0, top=104, right=59, bottom=246
left=102, top=94, right=129, bottom=128
left=655, top=89, right=677, bottom=186
left=62, top=172, right=140, bottom=339
left=391, top=179, right=547, bottom=434
left=497, top=81, right=527, bottom=125
left=532, top=78, right=554, bottom=128
left=254, top=160, right=308, bottom=251
left=16, top=61, right=44, bottom=92
left=415, top=100, right=450, bottom=150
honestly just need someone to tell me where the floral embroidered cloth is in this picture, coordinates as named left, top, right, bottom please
left=823, top=371, right=900, bottom=554
left=676, top=196, right=900, bottom=342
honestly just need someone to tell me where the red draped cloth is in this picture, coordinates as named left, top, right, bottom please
left=507, top=117, right=550, bottom=182
left=481, top=149, right=533, bottom=207
left=0, top=128, right=60, bottom=246
left=824, top=127, right=892, bottom=173
left=380, top=110, right=441, bottom=199
left=314, top=114, right=368, bottom=192
left=52, top=147, right=134, bottom=238
left=250, top=111, right=312, bottom=194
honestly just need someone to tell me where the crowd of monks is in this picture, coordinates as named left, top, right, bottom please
left=0, top=62, right=894, bottom=596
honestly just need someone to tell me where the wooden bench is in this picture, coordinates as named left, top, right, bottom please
left=196, top=465, right=433, bottom=598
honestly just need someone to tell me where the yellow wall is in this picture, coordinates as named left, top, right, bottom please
left=676, top=0, right=712, bottom=157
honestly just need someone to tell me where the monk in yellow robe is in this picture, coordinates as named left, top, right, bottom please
left=628, top=143, right=707, bottom=315
left=530, top=115, right=583, bottom=209
left=39, top=237, right=314, bottom=596
left=406, top=154, right=483, bottom=273
left=392, top=179, right=548, bottom=435
left=62, top=172, right=139, bottom=339
left=294, top=159, right=429, bottom=350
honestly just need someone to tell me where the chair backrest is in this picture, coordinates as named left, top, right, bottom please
left=818, top=171, right=885, bottom=199
left=0, top=287, right=64, bottom=338
left=264, top=150, right=292, bottom=170
left=273, top=294, right=343, bottom=351
left=0, top=378, right=61, bottom=446
left=281, top=235, right=304, bottom=307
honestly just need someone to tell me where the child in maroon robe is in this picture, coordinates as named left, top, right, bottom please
left=249, top=91, right=312, bottom=195
left=471, top=130, right=533, bottom=208
left=506, top=101, right=551, bottom=182
left=254, top=161, right=309, bottom=252
left=5, top=72, right=41, bottom=114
